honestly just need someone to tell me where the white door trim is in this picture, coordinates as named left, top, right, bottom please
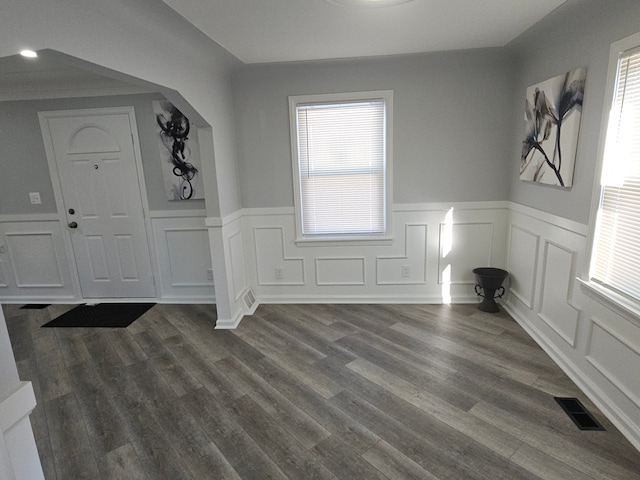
left=38, top=106, right=159, bottom=301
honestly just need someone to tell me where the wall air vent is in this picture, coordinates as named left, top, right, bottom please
left=554, top=397, right=605, bottom=431
left=244, top=289, right=256, bottom=309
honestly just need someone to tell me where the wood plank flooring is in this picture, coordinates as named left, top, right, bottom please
left=4, top=302, right=640, bottom=480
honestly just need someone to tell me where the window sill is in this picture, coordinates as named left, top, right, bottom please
left=577, top=277, right=640, bottom=328
left=294, top=235, right=393, bottom=247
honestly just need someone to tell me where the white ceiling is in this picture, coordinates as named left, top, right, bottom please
left=0, top=54, right=148, bottom=102
left=162, top=0, right=567, bottom=64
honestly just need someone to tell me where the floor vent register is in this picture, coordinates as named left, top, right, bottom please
left=554, top=397, right=605, bottom=431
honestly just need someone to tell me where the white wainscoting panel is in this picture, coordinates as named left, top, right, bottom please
left=377, top=225, right=427, bottom=285
left=6, top=233, right=63, bottom=287
left=244, top=202, right=507, bottom=304
left=586, top=317, right=640, bottom=410
left=439, top=222, right=493, bottom=285
left=213, top=211, right=254, bottom=328
left=254, top=227, right=305, bottom=286
left=151, top=214, right=214, bottom=302
left=538, top=241, right=581, bottom=347
left=0, top=216, right=75, bottom=302
left=0, top=211, right=216, bottom=304
left=507, top=225, right=539, bottom=309
left=228, top=229, right=248, bottom=301
left=0, top=258, right=8, bottom=288
left=505, top=202, right=640, bottom=452
left=165, top=230, right=210, bottom=286
left=316, top=258, right=365, bottom=286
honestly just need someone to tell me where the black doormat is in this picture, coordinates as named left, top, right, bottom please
left=21, top=304, right=51, bottom=309
left=42, top=303, right=154, bottom=328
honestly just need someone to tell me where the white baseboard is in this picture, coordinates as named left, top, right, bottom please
left=257, top=294, right=480, bottom=304
left=215, top=307, right=245, bottom=329
left=156, top=296, right=215, bottom=304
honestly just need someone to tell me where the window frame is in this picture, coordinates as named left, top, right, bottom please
left=288, top=90, right=393, bottom=244
left=581, top=31, right=640, bottom=325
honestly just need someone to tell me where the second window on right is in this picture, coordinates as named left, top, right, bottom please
left=590, top=40, right=640, bottom=304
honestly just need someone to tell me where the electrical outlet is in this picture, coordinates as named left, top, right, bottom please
left=206, top=269, right=214, bottom=282
left=275, top=267, right=284, bottom=280
left=29, top=192, right=41, bottom=204
left=402, top=265, right=411, bottom=277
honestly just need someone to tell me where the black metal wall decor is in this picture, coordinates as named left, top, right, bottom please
left=153, top=100, right=203, bottom=201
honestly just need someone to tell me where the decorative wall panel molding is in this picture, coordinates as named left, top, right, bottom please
left=243, top=202, right=507, bottom=303
left=0, top=212, right=215, bottom=303
left=508, top=202, right=589, bottom=236
left=0, top=214, right=60, bottom=223
left=507, top=225, right=539, bottom=309
left=6, top=233, right=64, bottom=287
left=151, top=214, right=214, bottom=302
left=377, top=224, right=427, bottom=285
left=0, top=217, right=75, bottom=301
left=538, top=241, right=581, bottom=347
left=505, top=202, right=640, bottom=452
left=316, top=257, right=366, bottom=286
left=219, top=214, right=253, bottom=325
left=0, top=260, right=8, bottom=288
left=438, top=222, right=493, bottom=285
left=228, top=229, right=248, bottom=301
left=586, top=317, right=640, bottom=410
left=164, top=230, right=210, bottom=286
left=254, top=227, right=305, bottom=286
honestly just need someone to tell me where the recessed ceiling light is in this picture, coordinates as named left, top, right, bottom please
left=20, top=49, right=38, bottom=58
left=326, top=0, right=415, bottom=7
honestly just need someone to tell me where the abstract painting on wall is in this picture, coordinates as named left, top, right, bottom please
left=153, top=100, right=203, bottom=200
left=520, top=68, right=586, bottom=187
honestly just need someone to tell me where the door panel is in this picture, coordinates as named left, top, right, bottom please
left=45, top=112, right=155, bottom=298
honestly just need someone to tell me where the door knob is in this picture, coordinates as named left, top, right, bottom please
left=68, top=221, right=78, bottom=229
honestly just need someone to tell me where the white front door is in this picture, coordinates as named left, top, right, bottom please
left=41, top=109, right=155, bottom=298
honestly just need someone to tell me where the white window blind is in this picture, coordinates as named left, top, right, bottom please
left=295, top=99, right=386, bottom=236
left=592, top=46, right=640, bottom=301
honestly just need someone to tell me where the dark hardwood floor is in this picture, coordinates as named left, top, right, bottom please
left=4, top=302, right=640, bottom=479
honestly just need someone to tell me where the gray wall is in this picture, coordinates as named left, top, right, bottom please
left=0, top=93, right=206, bottom=215
left=1, top=0, right=243, bottom=218
left=232, top=49, right=516, bottom=208
left=506, top=0, right=640, bottom=224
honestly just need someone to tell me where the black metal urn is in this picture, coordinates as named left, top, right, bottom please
left=472, top=267, right=509, bottom=313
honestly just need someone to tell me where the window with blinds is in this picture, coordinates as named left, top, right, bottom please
left=289, top=92, right=392, bottom=238
left=591, top=45, right=640, bottom=302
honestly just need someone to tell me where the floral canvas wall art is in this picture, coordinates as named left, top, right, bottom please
left=520, top=68, right=586, bottom=187
left=153, top=100, right=204, bottom=200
